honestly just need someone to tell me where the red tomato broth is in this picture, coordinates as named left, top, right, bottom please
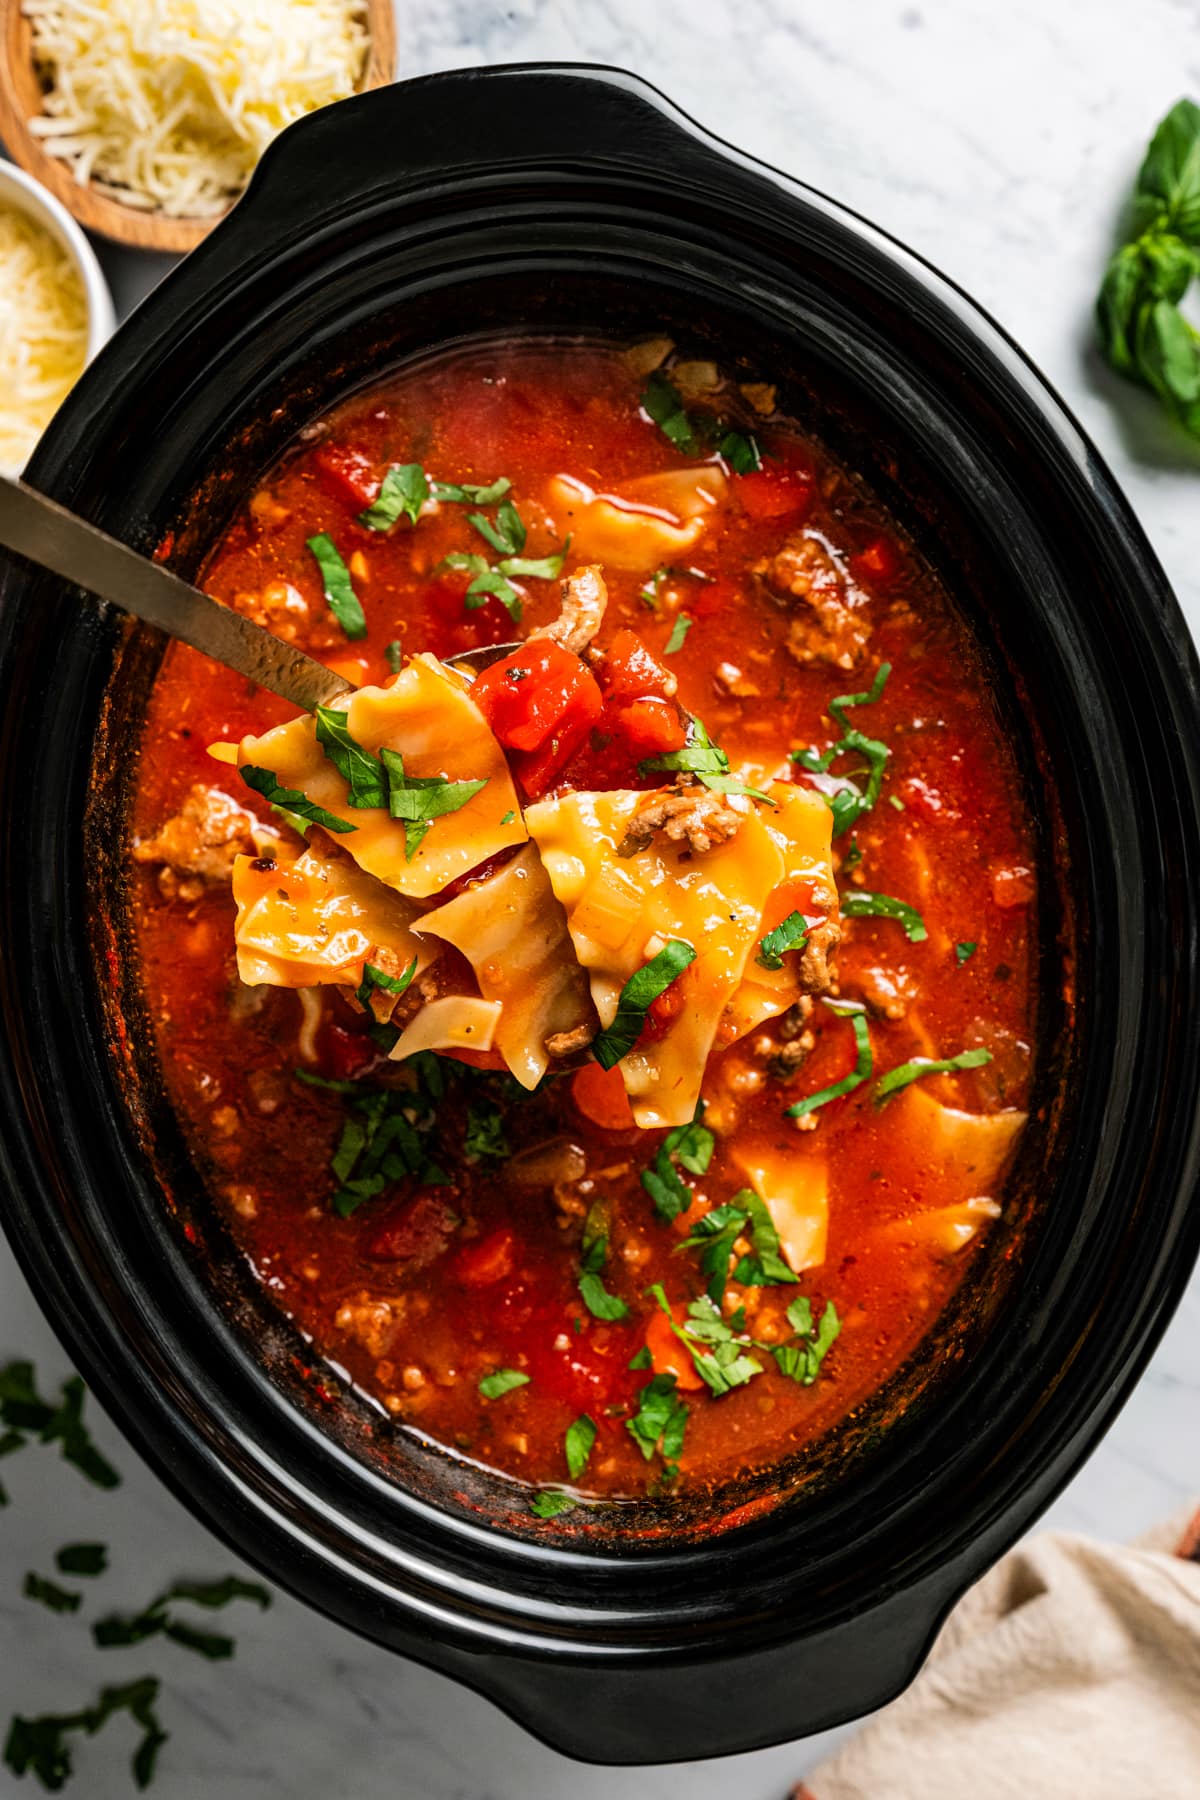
left=128, top=340, right=1037, bottom=1504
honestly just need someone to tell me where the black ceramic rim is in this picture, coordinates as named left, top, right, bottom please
left=2, top=65, right=1200, bottom=1763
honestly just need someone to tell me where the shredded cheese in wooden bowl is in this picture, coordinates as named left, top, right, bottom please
left=0, top=199, right=87, bottom=473
left=22, top=0, right=372, bottom=219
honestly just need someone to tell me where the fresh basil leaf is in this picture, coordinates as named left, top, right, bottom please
left=315, top=707, right=388, bottom=809
left=24, top=1571, right=82, bottom=1613
left=756, top=910, right=809, bottom=970
left=628, top=1344, right=653, bottom=1370
left=639, top=568, right=668, bottom=610
left=478, top=1368, right=530, bottom=1400
left=269, top=802, right=312, bottom=838
left=240, top=767, right=355, bottom=834
left=356, top=956, right=418, bottom=1016
left=432, top=476, right=512, bottom=505
left=590, top=939, right=696, bottom=1069
left=955, top=941, right=977, bottom=966
left=1134, top=98, right=1200, bottom=244
left=358, top=462, right=428, bottom=531
left=664, top=612, right=693, bottom=654
left=639, top=718, right=729, bottom=780
left=55, top=1542, right=107, bottom=1577
left=469, top=498, right=526, bottom=558
left=719, top=430, right=761, bottom=473
left=641, top=373, right=697, bottom=454
left=163, top=1620, right=235, bottom=1660
left=731, top=1188, right=798, bottom=1288
left=626, top=1372, right=689, bottom=1463
left=840, top=888, right=927, bottom=943
left=500, top=547, right=568, bottom=581
left=565, top=1414, right=597, bottom=1480
left=306, top=532, right=367, bottom=640
left=641, top=1149, right=694, bottom=1223
left=530, top=1489, right=576, bottom=1518
left=874, top=1046, right=993, bottom=1105
left=465, top=1100, right=509, bottom=1160
left=663, top=1100, right=714, bottom=1175
left=378, top=748, right=488, bottom=862
left=578, top=1271, right=631, bottom=1321
left=678, top=1202, right=750, bottom=1303
left=785, top=999, right=873, bottom=1120
left=384, top=638, right=403, bottom=674
left=443, top=553, right=524, bottom=622
left=772, top=1299, right=840, bottom=1386
left=828, top=662, right=891, bottom=730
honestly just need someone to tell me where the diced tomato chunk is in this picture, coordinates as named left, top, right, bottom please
left=645, top=1305, right=704, bottom=1391
left=595, top=629, right=676, bottom=704
left=572, top=1061, right=635, bottom=1131
left=365, top=1192, right=459, bottom=1265
left=850, top=534, right=905, bottom=588
left=523, top=1317, right=635, bottom=1413
left=472, top=639, right=603, bottom=753
left=616, top=697, right=687, bottom=757
left=735, top=465, right=813, bottom=522
left=641, top=978, right=686, bottom=1044
left=313, top=442, right=377, bottom=511
left=452, top=1226, right=518, bottom=1287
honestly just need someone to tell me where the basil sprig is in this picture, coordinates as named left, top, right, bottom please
left=306, top=532, right=367, bottom=639
left=793, top=663, right=891, bottom=836
left=1096, top=99, right=1200, bottom=436
left=784, top=998, right=873, bottom=1120
left=590, top=940, right=696, bottom=1069
left=874, top=1046, right=993, bottom=1106
left=840, top=889, right=927, bottom=943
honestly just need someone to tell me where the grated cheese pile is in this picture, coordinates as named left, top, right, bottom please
left=0, top=204, right=87, bottom=474
left=23, top=0, right=371, bottom=218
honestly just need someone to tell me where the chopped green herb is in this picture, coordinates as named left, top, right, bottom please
left=577, top=1233, right=630, bottom=1320
left=639, top=568, right=668, bottom=610
left=793, top=663, right=892, bottom=836
left=384, top=638, right=403, bottom=674
left=840, top=889, right=927, bottom=943
left=4, top=1676, right=166, bottom=1792
left=626, top=1372, right=689, bottom=1464
left=956, top=941, right=977, bottom=965
left=874, top=1047, right=993, bottom=1105
left=358, top=462, right=429, bottom=531
left=755, top=910, right=809, bottom=971
left=678, top=1202, right=749, bottom=1304
left=315, top=707, right=388, bottom=808
left=55, top=1543, right=107, bottom=1577
left=269, top=803, right=312, bottom=839
left=590, top=939, right=696, bottom=1069
left=500, top=809, right=515, bottom=825
left=478, top=1368, right=530, bottom=1400
left=785, top=998, right=873, bottom=1120
left=731, top=1189, right=798, bottom=1288
left=0, top=1364, right=121, bottom=1492
left=628, top=1345, right=653, bottom=1370
left=378, top=747, right=487, bottom=862
left=432, top=475, right=512, bottom=505
left=664, top=612, right=693, bottom=654
left=468, top=497, right=527, bottom=559
left=645, top=1285, right=763, bottom=1395
left=530, top=1489, right=576, bottom=1519
left=771, top=1297, right=841, bottom=1385
left=666, top=1101, right=715, bottom=1175
left=94, top=1576, right=269, bottom=1662
left=306, top=532, right=367, bottom=640
left=240, top=767, right=355, bottom=835
left=888, top=794, right=906, bottom=811
left=565, top=1414, right=597, bottom=1481
left=641, top=372, right=697, bottom=453
left=638, top=714, right=772, bottom=805
left=356, top=957, right=418, bottom=1017
left=316, top=1068, right=450, bottom=1215
left=843, top=837, right=863, bottom=868
left=443, top=552, right=523, bottom=623
left=465, top=1100, right=510, bottom=1161
left=718, top=430, right=761, bottom=472
left=24, top=1571, right=82, bottom=1613
left=640, top=1102, right=714, bottom=1224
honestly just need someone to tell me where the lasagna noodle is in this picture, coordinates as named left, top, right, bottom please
left=415, top=844, right=593, bottom=1091
left=526, top=789, right=785, bottom=1128
left=235, top=654, right=526, bottom=898
left=231, top=845, right=435, bottom=993
left=732, top=1139, right=828, bottom=1274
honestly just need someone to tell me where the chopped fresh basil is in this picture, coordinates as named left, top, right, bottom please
left=315, top=706, right=388, bottom=809
left=384, top=638, right=403, bottom=674
left=378, top=748, right=487, bottom=863
left=645, top=1285, right=762, bottom=1395
left=785, top=998, right=873, bottom=1120
left=843, top=837, right=863, bottom=868
left=465, top=1100, right=510, bottom=1161
left=306, top=532, right=367, bottom=640
left=731, top=1189, right=798, bottom=1288
left=358, top=462, right=429, bottom=531
left=24, top=1571, right=82, bottom=1613
left=55, top=1543, right=107, bottom=1577
left=678, top=1202, right=749, bottom=1304
left=793, top=663, right=892, bottom=836
left=639, top=714, right=728, bottom=781
left=840, top=889, right=927, bottom=943
left=640, top=1101, right=713, bottom=1222
left=578, top=1233, right=630, bottom=1320
left=666, top=1100, right=714, bottom=1175
left=0, top=1363, right=121, bottom=1492
left=756, top=910, right=809, bottom=970
left=478, top=1368, right=530, bottom=1400
left=639, top=568, right=668, bottom=610
left=718, top=429, right=761, bottom=472
left=874, top=1047, right=993, bottom=1105
left=888, top=794, right=906, bottom=811
left=240, top=767, right=355, bottom=835
left=270, top=802, right=312, bottom=838
left=628, top=1344, right=653, bottom=1370
left=500, top=809, right=515, bottom=825
left=432, top=475, right=512, bottom=505
left=956, top=941, right=977, bottom=965
left=4, top=1676, right=166, bottom=1791
left=626, top=1372, right=688, bottom=1464
left=664, top=612, right=693, bottom=654
left=590, top=939, right=696, bottom=1070
left=530, top=1489, right=576, bottom=1519
left=502, top=547, right=569, bottom=581
left=356, top=957, right=418, bottom=1017
left=94, top=1576, right=269, bottom=1660
left=318, top=1074, right=451, bottom=1215
left=641, top=372, right=697, bottom=454
left=469, top=498, right=527, bottom=558
left=443, top=551, right=522, bottom=622
left=565, top=1414, right=597, bottom=1481
left=771, top=1296, right=841, bottom=1385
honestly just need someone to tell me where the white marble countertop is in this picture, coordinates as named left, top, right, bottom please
left=3, top=1, right=1200, bottom=1794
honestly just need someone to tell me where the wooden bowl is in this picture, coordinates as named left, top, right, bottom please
left=0, top=0, right=396, bottom=253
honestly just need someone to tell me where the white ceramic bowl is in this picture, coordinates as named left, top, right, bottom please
left=0, top=158, right=116, bottom=473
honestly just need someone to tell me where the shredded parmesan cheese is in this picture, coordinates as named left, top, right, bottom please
left=0, top=203, right=87, bottom=474
left=23, top=0, right=371, bottom=218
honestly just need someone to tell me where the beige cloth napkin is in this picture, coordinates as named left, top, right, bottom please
left=796, top=1505, right=1200, bottom=1800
